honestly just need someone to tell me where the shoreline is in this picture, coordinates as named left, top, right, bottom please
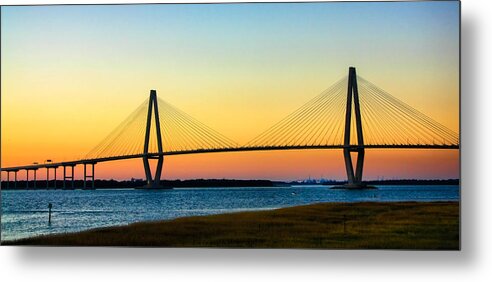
left=0, top=178, right=460, bottom=190
left=3, top=201, right=459, bottom=249
left=1, top=183, right=460, bottom=192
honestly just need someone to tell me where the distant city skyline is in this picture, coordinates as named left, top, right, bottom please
left=1, top=2, right=459, bottom=181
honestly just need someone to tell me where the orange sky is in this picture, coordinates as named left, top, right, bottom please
left=73, top=150, right=459, bottom=181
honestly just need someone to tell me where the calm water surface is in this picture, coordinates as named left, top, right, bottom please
left=1, top=185, right=459, bottom=241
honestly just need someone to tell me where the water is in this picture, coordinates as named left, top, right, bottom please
left=1, top=185, right=459, bottom=241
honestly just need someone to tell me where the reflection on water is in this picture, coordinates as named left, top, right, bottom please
left=1, top=185, right=459, bottom=241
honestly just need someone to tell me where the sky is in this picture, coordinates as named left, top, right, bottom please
left=1, top=1, right=460, bottom=181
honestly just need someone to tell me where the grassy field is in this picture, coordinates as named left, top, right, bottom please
left=4, top=201, right=459, bottom=249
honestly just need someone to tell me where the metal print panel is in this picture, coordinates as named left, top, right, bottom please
left=0, top=1, right=460, bottom=249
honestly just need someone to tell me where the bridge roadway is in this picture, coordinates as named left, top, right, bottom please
left=1, top=144, right=459, bottom=172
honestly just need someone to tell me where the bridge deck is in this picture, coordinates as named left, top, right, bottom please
left=1, top=144, right=459, bottom=171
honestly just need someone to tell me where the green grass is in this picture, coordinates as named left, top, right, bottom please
left=4, top=201, right=459, bottom=249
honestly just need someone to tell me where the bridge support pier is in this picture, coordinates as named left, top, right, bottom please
left=63, top=165, right=75, bottom=189
left=332, top=67, right=375, bottom=190
left=83, top=163, right=96, bottom=189
left=143, top=155, right=164, bottom=188
left=46, top=168, right=49, bottom=189
left=26, top=170, right=29, bottom=189
left=141, top=90, right=168, bottom=189
left=26, top=169, right=38, bottom=189
left=26, top=168, right=38, bottom=189
left=45, top=167, right=58, bottom=189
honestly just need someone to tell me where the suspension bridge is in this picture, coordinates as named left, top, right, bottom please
left=1, top=67, right=459, bottom=189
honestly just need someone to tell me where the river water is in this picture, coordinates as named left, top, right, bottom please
left=1, top=185, right=459, bottom=241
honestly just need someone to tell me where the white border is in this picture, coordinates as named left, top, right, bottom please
left=2, top=0, right=492, bottom=281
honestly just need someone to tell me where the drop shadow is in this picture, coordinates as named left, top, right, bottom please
left=458, top=7, right=479, bottom=262
left=4, top=6, right=478, bottom=271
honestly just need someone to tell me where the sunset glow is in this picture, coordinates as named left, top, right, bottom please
left=1, top=2, right=459, bottom=181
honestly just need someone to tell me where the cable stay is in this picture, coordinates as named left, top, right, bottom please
left=84, top=72, right=458, bottom=162
left=244, top=75, right=459, bottom=148
left=84, top=96, right=239, bottom=160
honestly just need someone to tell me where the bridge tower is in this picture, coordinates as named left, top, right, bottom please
left=337, top=67, right=374, bottom=189
left=142, top=90, right=165, bottom=188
